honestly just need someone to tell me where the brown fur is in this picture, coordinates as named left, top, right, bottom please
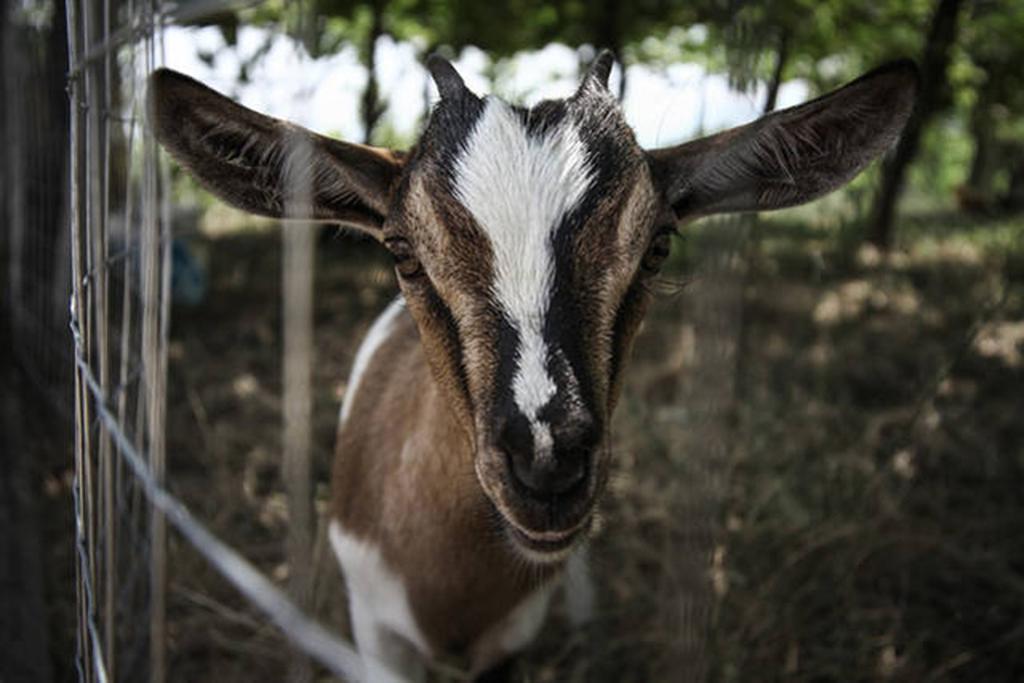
left=329, top=161, right=663, bottom=659
left=332, top=309, right=557, bottom=657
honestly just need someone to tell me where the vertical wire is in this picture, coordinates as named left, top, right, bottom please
left=130, top=1, right=149, bottom=625
left=116, top=0, right=140, bottom=608
left=284, top=7, right=316, bottom=679
left=155, top=6, right=174, bottom=672
left=282, top=134, right=317, bottom=683
left=142, top=3, right=168, bottom=679
left=80, top=0, right=98, bottom=634
left=118, top=5, right=145, bottom=673
left=65, top=0, right=93, bottom=679
left=98, top=0, right=116, bottom=673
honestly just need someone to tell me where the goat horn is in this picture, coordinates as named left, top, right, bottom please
left=578, top=49, right=615, bottom=94
left=426, top=54, right=470, bottom=101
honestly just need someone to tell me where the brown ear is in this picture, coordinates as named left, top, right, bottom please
left=648, top=60, right=919, bottom=219
left=147, top=68, right=404, bottom=234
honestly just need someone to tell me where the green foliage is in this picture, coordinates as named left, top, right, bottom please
left=368, top=118, right=417, bottom=149
left=909, top=116, right=974, bottom=196
left=699, top=0, right=933, bottom=94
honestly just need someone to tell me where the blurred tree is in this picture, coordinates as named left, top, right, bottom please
left=704, top=0, right=811, bottom=113
left=868, top=0, right=965, bottom=248
left=959, top=0, right=1024, bottom=210
left=178, top=0, right=1022, bottom=226
left=704, top=0, right=934, bottom=114
left=295, top=0, right=397, bottom=143
left=390, top=0, right=698, bottom=101
left=180, top=0, right=398, bottom=143
left=548, top=0, right=698, bottom=100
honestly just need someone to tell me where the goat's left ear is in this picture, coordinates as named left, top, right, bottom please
left=647, top=60, right=919, bottom=220
left=148, top=68, right=404, bottom=236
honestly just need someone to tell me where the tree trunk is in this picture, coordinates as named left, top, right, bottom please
left=763, top=30, right=790, bottom=115
left=1003, top=147, right=1024, bottom=212
left=867, top=0, right=963, bottom=249
left=966, top=77, right=997, bottom=195
left=360, top=0, right=386, bottom=145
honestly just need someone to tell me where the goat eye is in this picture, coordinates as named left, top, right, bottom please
left=384, top=237, right=423, bottom=278
left=641, top=231, right=673, bottom=274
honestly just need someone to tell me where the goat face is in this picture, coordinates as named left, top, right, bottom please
left=149, top=52, right=918, bottom=564
left=384, top=58, right=668, bottom=560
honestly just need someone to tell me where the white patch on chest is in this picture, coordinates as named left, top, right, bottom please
left=329, top=520, right=431, bottom=681
left=452, top=99, right=593, bottom=441
left=331, top=518, right=574, bottom=679
left=470, top=579, right=557, bottom=675
left=340, top=296, right=406, bottom=425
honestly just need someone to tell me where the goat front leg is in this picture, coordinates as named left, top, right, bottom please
left=349, top=595, right=427, bottom=683
left=330, top=521, right=428, bottom=683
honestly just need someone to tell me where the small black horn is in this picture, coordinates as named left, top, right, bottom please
left=427, top=54, right=470, bottom=101
left=579, top=49, right=615, bottom=93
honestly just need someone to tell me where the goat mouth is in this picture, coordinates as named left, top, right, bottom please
left=475, top=451, right=597, bottom=560
left=504, top=516, right=589, bottom=561
left=485, top=482, right=594, bottom=560
left=498, top=480, right=594, bottom=545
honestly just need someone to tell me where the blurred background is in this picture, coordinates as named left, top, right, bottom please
left=2, top=0, right=1023, bottom=681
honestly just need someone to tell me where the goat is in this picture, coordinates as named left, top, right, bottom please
left=148, top=52, right=917, bottom=681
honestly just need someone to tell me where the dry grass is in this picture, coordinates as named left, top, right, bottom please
left=161, top=213, right=1024, bottom=682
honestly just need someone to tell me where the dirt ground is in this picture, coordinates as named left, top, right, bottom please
left=161, top=211, right=1024, bottom=682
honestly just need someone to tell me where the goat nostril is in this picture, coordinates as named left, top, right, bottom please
left=552, top=458, right=586, bottom=493
left=498, top=415, right=533, bottom=461
left=505, top=447, right=587, bottom=498
left=495, top=413, right=596, bottom=497
left=508, top=453, right=536, bottom=493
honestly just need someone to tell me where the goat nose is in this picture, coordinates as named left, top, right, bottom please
left=498, top=416, right=591, bottom=497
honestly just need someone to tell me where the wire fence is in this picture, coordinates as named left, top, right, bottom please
left=13, top=1, right=1024, bottom=680
left=1, top=1, right=735, bottom=680
left=62, top=1, right=367, bottom=680
left=66, top=1, right=174, bottom=679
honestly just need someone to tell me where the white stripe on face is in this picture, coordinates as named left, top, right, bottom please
left=452, top=99, right=593, bottom=442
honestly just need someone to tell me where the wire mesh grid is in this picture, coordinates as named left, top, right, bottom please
left=65, top=1, right=170, bottom=679
left=56, top=3, right=738, bottom=680
left=63, top=2, right=365, bottom=681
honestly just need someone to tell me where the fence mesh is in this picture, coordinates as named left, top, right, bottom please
left=65, top=1, right=170, bottom=679
left=3, top=2, right=733, bottom=680
left=61, top=2, right=366, bottom=681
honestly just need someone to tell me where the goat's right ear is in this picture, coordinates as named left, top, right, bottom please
left=147, top=68, right=404, bottom=236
